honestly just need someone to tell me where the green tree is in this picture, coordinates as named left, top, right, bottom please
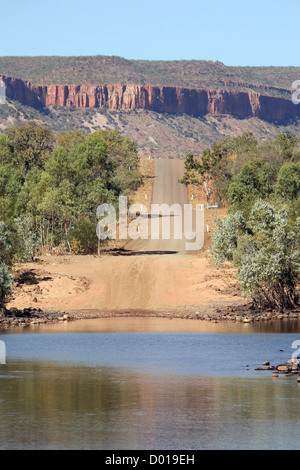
left=56, top=130, right=86, bottom=151
left=275, top=162, right=300, bottom=201
left=0, top=221, right=12, bottom=266
left=228, top=159, right=272, bottom=214
left=95, top=129, right=142, bottom=194
left=0, top=164, right=24, bottom=220
left=180, top=150, right=222, bottom=204
left=0, top=123, right=142, bottom=256
left=209, top=211, right=247, bottom=265
left=0, top=134, right=14, bottom=165
left=14, top=216, right=40, bottom=261
left=211, top=200, right=300, bottom=309
left=5, top=121, right=55, bottom=175
left=208, top=133, right=297, bottom=203
left=0, top=221, right=13, bottom=312
left=69, top=219, right=98, bottom=254
left=0, top=263, right=12, bottom=312
left=274, top=133, right=299, bottom=161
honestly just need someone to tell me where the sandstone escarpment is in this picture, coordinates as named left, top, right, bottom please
left=1, top=74, right=298, bottom=122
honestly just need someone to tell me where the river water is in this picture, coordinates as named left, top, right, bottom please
left=0, top=317, right=300, bottom=450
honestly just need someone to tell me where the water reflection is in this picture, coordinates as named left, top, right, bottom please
left=2, top=317, right=300, bottom=335
left=1, top=318, right=300, bottom=450
left=0, top=360, right=299, bottom=450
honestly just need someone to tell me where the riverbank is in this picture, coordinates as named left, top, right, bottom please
left=4, top=251, right=246, bottom=324
left=2, top=302, right=300, bottom=329
left=0, top=307, right=77, bottom=329
left=2, top=250, right=300, bottom=329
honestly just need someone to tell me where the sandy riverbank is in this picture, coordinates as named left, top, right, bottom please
left=6, top=250, right=245, bottom=319
left=2, top=250, right=300, bottom=329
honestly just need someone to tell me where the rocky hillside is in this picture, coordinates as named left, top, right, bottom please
left=1, top=100, right=299, bottom=159
left=1, top=74, right=299, bottom=123
left=1, top=56, right=300, bottom=158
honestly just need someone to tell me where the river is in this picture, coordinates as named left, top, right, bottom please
left=0, top=317, right=300, bottom=450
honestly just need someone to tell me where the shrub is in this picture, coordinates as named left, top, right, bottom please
left=211, top=200, right=300, bottom=309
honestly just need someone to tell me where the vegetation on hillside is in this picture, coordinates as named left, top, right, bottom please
left=0, top=55, right=298, bottom=97
left=2, top=98, right=300, bottom=162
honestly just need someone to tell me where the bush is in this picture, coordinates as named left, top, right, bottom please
left=0, top=263, right=12, bottom=310
left=69, top=220, right=98, bottom=254
left=211, top=200, right=300, bottom=309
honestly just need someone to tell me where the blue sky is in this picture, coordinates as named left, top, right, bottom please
left=1, top=0, right=298, bottom=66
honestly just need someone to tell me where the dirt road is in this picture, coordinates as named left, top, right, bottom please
left=125, top=158, right=201, bottom=254
left=8, top=159, right=244, bottom=316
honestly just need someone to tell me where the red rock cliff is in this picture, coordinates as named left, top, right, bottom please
left=1, top=74, right=298, bottom=122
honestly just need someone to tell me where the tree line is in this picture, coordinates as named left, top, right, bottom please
left=0, top=121, right=143, bottom=310
left=181, top=132, right=300, bottom=310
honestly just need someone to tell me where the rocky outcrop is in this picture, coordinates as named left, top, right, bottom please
left=1, top=75, right=40, bottom=108
left=1, top=74, right=298, bottom=122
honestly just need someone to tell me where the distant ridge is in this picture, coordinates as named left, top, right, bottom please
left=0, top=56, right=298, bottom=98
left=0, top=73, right=298, bottom=123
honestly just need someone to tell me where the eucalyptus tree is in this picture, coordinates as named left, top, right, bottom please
left=5, top=121, right=55, bottom=175
left=0, top=222, right=13, bottom=312
left=211, top=200, right=300, bottom=309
